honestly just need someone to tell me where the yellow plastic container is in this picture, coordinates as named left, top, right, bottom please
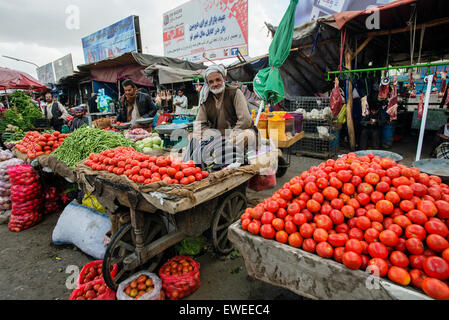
left=268, top=114, right=287, bottom=142
left=256, top=114, right=268, bottom=139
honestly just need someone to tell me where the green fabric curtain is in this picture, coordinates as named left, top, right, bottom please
left=253, top=0, right=298, bottom=105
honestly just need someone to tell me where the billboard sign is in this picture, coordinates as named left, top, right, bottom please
left=81, top=15, right=141, bottom=64
left=163, top=0, right=249, bottom=63
left=53, top=54, right=74, bottom=83
left=36, top=62, right=55, bottom=85
left=294, top=0, right=397, bottom=26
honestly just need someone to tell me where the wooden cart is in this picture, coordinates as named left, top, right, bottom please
left=75, top=164, right=264, bottom=291
left=228, top=221, right=432, bottom=300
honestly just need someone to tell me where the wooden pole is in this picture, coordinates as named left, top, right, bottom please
left=345, top=46, right=356, bottom=151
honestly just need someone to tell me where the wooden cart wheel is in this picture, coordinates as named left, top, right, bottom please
left=277, top=156, right=288, bottom=178
left=211, top=191, right=247, bottom=255
left=102, top=214, right=168, bottom=291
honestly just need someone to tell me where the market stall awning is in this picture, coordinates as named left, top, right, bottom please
left=0, top=67, right=48, bottom=92
left=142, top=64, right=206, bottom=85
left=229, top=0, right=449, bottom=97
left=77, top=52, right=207, bottom=87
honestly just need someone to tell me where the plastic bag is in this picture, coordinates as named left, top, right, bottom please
left=0, top=150, right=13, bottom=162
left=116, top=271, right=163, bottom=301
left=52, top=201, right=111, bottom=259
left=77, top=260, right=118, bottom=288
left=159, top=256, right=201, bottom=300
left=69, top=279, right=116, bottom=301
left=248, top=173, right=277, bottom=192
left=82, top=193, right=106, bottom=214
left=43, top=186, right=62, bottom=215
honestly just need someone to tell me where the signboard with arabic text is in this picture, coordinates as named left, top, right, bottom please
left=163, top=0, right=248, bottom=63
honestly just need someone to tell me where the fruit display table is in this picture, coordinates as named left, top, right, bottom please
left=228, top=221, right=432, bottom=300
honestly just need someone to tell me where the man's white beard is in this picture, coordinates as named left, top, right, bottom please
left=210, top=84, right=225, bottom=95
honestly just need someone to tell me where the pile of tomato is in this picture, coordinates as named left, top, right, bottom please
left=15, top=131, right=69, bottom=160
left=83, top=147, right=209, bottom=185
left=241, top=153, right=449, bottom=300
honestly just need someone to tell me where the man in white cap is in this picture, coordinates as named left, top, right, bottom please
left=194, top=64, right=255, bottom=146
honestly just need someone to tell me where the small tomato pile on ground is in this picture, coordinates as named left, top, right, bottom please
left=84, top=147, right=209, bottom=185
left=241, top=153, right=449, bottom=300
left=124, top=275, right=156, bottom=299
left=14, top=131, right=69, bottom=160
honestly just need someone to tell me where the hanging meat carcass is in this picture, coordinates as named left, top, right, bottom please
left=330, top=78, right=345, bottom=118
left=386, top=76, right=398, bottom=121
left=409, top=72, right=417, bottom=98
left=378, top=77, right=390, bottom=100
left=417, top=91, right=425, bottom=119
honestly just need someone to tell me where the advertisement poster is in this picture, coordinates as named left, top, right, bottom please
left=53, top=54, right=74, bottom=83
left=163, top=0, right=248, bottom=63
left=294, top=0, right=396, bottom=26
left=82, top=16, right=139, bottom=64
left=36, top=62, right=55, bottom=85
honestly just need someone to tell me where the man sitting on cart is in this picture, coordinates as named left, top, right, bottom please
left=193, top=65, right=256, bottom=148
left=116, top=79, right=158, bottom=127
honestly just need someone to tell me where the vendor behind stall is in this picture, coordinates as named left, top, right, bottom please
left=43, top=92, right=69, bottom=132
left=193, top=65, right=256, bottom=147
left=430, top=117, right=449, bottom=157
left=70, top=107, right=89, bottom=132
left=359, top=100, right=389, bottom=150
left=174, top=89, right=188, bottom=114
left=116, top=79, right=158, bottom=126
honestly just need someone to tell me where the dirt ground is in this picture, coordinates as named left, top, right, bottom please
left=0, top=132, right=434, bottom=300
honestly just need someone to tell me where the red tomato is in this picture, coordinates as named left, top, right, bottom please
left=260, top=225, right=276, bottom=240
left=388, top=266, right=411, bottom=286
left=364, top=228, right=380, bottom=243
left=302, top=239, right=317, bottom=253
left=345, top=239, right=363, bottom=255
left=426, top=234, right=449, bottom=253
left=284, top=221, right=297, bottom=235
left=367, top=242, right=388, bottom=259
left=390, top=251, right=410, bottom=268
left=405, top=224, right=427, bottom=241
left=406, top=238, right=425, bottom=255
left=425, top=219, right=449, bottom=237
left=315, top=215, right=333, bottom=231
left=342, top=251, right=362, bottom=270
left=316, top=242, right=334, bottom=259
left=410, top=255, right=427, bottom=270
left=367, top=258, right=389, bottom=277
left=313, top=228, right=329, bottom=243
left=300, top=223, right=315, bottom=239
left=422, top=277, right=449, bottom=300
left=423, top=256, right=449, bottom=280
left=379, top=230, right=399, bottom=247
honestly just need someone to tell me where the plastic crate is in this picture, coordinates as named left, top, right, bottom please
left=293, top=133, right=338, bottom=159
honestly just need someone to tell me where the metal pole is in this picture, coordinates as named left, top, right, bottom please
left=254, top=100, right=265, bottom=128
left=328, top=61, right=449, bottom=81
left=416, top=74, right=434, bottom=162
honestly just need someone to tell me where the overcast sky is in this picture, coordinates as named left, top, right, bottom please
left=0, top=0, right=290, bottom=79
